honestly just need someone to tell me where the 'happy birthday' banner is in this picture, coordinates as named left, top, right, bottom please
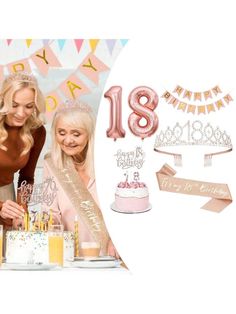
left=173, top=85, right=223, bottom=101
left=45, top=53, right=109, bottom=117
left=1, top=45, right=62, bottom=80
left=162, top=90, right=233, bottom=114
left=1, top=39, right=130, bottom=120
left=1, top=48, right=110, bottom=119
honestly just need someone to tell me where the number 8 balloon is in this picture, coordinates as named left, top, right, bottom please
left=128, top=86, right=159, bottom=139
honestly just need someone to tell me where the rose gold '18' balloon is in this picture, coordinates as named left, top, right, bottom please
left=105, top=86, right=126, bottom=141
left=128, top=86, right=159, bottom=139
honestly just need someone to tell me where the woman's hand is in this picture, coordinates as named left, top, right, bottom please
left=107, top=239, right=120, bottom=259
left=0, top=200, right=25, bottom=220
left=12, top=217, right=24, bottom=230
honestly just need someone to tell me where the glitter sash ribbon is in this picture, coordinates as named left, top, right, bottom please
left=46, top=155, right=110, bottom=252
left=156, top=164, right=232, bottom=212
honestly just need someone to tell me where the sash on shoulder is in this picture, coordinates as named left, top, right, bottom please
left=46, top=155, right=110, bottom=252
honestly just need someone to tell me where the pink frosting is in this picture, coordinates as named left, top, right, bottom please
left=117, top=181, right=146, bottom=189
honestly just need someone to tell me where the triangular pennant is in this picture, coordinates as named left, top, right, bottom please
left=106, top=39, right=116, bottom=55
left=79, top=53, right=109, bottom=85
left=120, top=39, right=129, bottom=46
left=59, top=74, right=90, bottom=99
left=223, top=94, right=233, bottom=104
left=31, top=45, right=62, bottom=76
left=169, top=96, right=179, bottom=107
left=207, top=104, right=215, bottom=113
left=187, top=105, right=196, bottom=114
left=177, top=102, right=187, bottom=112
left=7, top=58, right=31, bottom=74
left=45, top=91, right=63, bottom=122
left=162, top=91, right=171, bottom=101
left=215, top=100, right=224, bottom=110
left=194, top=92, right=202, bottom=101
left=173, top=85, right=183, bottom=96
left=74, top=39, right=84, bottom=53
left=58, top=39, right=66, bottom=51
left=89, top=39, right=99, bottom=52
left=7, top=39, right=12, bottom=46
left=183, top=90, right=192, bottom=100
left=43, top=39, right=50, bottom=46
left=204, top=90, right=212, bottom=100
left=26, top=39, right=32, bottom=48
left=198, top=105, right=206, bottom=115
left=212, top=85, right=222, bottom=96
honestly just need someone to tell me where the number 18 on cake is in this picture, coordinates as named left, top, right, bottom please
left=111, top=147, right=151, bottom=214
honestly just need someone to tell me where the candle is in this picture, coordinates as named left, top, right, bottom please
left=49, top=209, right=53, bottom=227
left=24, top=213, right=28, bottom=231
left=74, top=215, right=79, bottom=257
left=28, top=213, right=30, bottom=231
left=40, top=221, right=44, bottom=231
left=37, top=212, right=41, bottom=231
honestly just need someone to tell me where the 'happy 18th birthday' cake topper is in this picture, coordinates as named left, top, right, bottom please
left=114, top=146, right=145, bottom=169
left=111, top=146, right=151, bottom=214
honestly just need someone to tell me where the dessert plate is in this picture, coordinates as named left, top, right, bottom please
left=74, top=256, right=116, bottom=262
left=0, top=263, right=58, bottom=271
left=110, top=202, right=152, bottom=214
left=65, top=259, right=121, bottom=269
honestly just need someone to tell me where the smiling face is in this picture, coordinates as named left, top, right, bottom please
left=55, top=117, right=89, bottom=159
left=5, top=87, right=35, bottom=127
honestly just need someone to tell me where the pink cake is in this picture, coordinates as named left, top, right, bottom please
left=115, top=181, right=150, bottom=213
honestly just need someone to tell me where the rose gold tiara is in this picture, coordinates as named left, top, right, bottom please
left=56, top=99, right=92, bottom=113
left=4, top=71, right=37, bottom=84
left=154, top=120, right=233, bottom=167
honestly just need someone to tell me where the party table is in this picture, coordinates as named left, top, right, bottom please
left=0, top=259, right=128, bottom=271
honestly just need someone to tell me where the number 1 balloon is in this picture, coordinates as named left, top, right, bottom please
left=104, top=86, right=126, bottom=141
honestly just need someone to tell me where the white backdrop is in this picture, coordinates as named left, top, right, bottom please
left=1, top=1, right=236, bottom=314
left=95, top=36, right=236, bottom=313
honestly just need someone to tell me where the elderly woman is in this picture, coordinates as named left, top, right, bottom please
left=43, top=101, right=119, bottom=257
left=0, top=72, right=46, bottom=230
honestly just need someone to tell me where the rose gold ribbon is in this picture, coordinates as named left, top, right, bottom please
left=156, top=164, right=232, bottom=212
left=45, top=155, right=110, bottom=252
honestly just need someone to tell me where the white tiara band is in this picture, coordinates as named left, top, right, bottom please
left=4, top=71, right=37, bottom=84
left=154, top=120, right=233, bottom=167
left=56, top=99, right=92, bottom=113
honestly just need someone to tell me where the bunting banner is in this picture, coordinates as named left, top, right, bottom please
left=4, top=39, right=127, bottom=53
left=45, top=53, right=110, bottom=114
left=2, top=51, right=109, bottom=115
left=74, top=39, right=84, bottom=53
left=162, top=88, right=233, bottom=114
left=31, top=45, right=62, bottom=75
left=173, top=85, right=223, bottom=101
left=0, top=39, right=124, bottom=121
left=2, top=44, right=62, bottom=76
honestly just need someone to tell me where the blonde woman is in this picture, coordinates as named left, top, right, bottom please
left=0, top=72, right=46, bottom=230
left=43, top=101, right=119, bottom=257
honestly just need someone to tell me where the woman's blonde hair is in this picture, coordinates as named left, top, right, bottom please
left=0, top=72, right=45, bottom=155
left=51, top=102, right=95, bottom=180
